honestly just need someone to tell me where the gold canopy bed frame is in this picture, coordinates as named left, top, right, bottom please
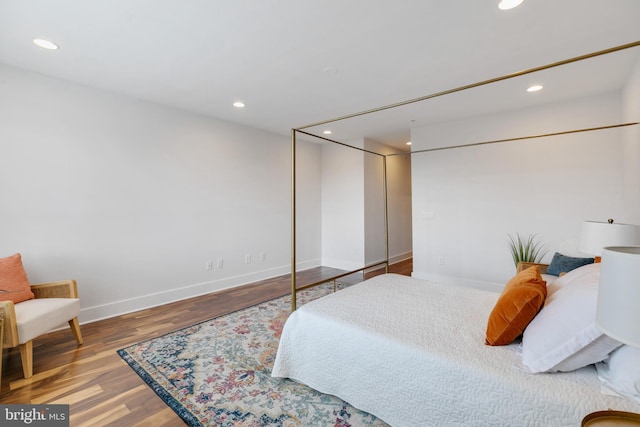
left=289, top=40, right=640, bottom=311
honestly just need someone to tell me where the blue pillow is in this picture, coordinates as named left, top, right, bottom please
left=546, top=252, right=594, bottom=276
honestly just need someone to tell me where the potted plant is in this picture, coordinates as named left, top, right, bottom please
left=507, top=233, right=547, bottom=268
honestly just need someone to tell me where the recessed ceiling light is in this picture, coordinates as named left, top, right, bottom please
left=527, top=84, right=543, bottom=92
left=233, top=101, right=245, bottom=108
left=406, top=141, right=412, bottom=146
left=498, top=0, right=524, bottom=10
left=33, top=38, right=59, bottom=50
left=323, top=130, right=332, bottom=135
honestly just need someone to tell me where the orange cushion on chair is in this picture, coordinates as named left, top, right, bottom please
left=0, top=253, right=35, bottom=303
left=485, top=266, right=547, bottom=346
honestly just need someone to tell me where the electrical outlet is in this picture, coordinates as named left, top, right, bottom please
left=244, top=254, right=251, bottom=264
left=260, top=252, right=266, bottom=262
left=206, top=260, right=214, bottom=271
left=217, top=259, right=224, bottom=269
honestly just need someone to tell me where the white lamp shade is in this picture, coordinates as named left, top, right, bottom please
left=578, top=221, right=640, bottom=256
left=596, top=246, right=640, bottom=348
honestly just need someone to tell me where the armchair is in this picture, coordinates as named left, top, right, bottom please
left=0, top=279, right=83, bottom=380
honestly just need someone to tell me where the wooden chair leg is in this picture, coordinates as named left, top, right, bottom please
left=68, top=317, right=83, bottom=345
left=19, top=341, right=33, bottom=379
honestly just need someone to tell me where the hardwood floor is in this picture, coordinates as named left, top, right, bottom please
left=1, top=260, right=411, bottom=426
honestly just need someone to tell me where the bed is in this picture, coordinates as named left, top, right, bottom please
left=272, top=273, right=640, bottom=426
left=282, top=41, right=640, bottom=426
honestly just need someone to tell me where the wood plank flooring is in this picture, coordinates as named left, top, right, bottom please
left=1, top=260, right=411, bottom=426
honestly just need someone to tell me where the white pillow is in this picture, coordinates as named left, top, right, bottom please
left=596, top=345, right=640, bottom=403
left=544, top=262, right=600, bottom=297
left=520, top=264, right=621, bottom=373
left=541, top=273, right=557, bottom=289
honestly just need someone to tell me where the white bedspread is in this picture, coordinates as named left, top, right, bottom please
left=272, top=274, right=640, bottom=427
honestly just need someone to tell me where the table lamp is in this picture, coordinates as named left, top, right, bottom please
left=596, top=246, right=640, bottom=348
left=581, top=246, right=640, bottom=426
left=578, top=219, right=640, bottom=262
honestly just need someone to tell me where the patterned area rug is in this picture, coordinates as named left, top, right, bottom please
left=118, top=283, right=387, bottom=427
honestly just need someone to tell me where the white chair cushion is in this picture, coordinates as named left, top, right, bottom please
left=14, top=298, right=80, bottom=344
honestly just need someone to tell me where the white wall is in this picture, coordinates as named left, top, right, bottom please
left=364, top=139, right=413, bottom=265
left=386, top=152, right=413, bottom=263
left=320, top=142, right=365, bottom=270
left=319, top=138, right=413, bottom=270
left=295, top=141, right=323, bottom=269
left=0, top=64, right=322, bottom=323
left=364, top=141, right=387, bottom=266
left=622, top=56, right=640, bottom=224
left=411, top=91, right=629, bottom=291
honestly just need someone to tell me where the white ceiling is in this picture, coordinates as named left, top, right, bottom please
left=1, top=0, right=639, bottom=151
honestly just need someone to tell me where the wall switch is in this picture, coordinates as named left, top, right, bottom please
left=217, top=259, right=224, bottom=269
left=206, top=260, right=214, bottom=271
left=244, top=254, right=251, bottom=264
left=437, top=256, right=444, bottom=265
left=260, top=252, right=266, bottom=262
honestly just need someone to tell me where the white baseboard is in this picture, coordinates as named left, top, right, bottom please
left=321, top=258, right=364, bottom=272
left=411, top=271, right=503, bottom=293
left=295, top=258, right=322, bottom=272
left=79, top=258, right=322, bottom=324
left=389, top=251, right=412, bottom=264
left=325, top=252, right=413, bottom=274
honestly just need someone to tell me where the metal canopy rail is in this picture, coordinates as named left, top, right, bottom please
left=290, top=40, right=640, bottom=311
left=296, top=40, right=640, bottom=132
left=387, top=122, right=639, bottom=157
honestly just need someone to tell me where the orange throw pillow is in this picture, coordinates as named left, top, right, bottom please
left=485, top=266, right=547, bottom=346
left=0, top=253, right=35, bottom=303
